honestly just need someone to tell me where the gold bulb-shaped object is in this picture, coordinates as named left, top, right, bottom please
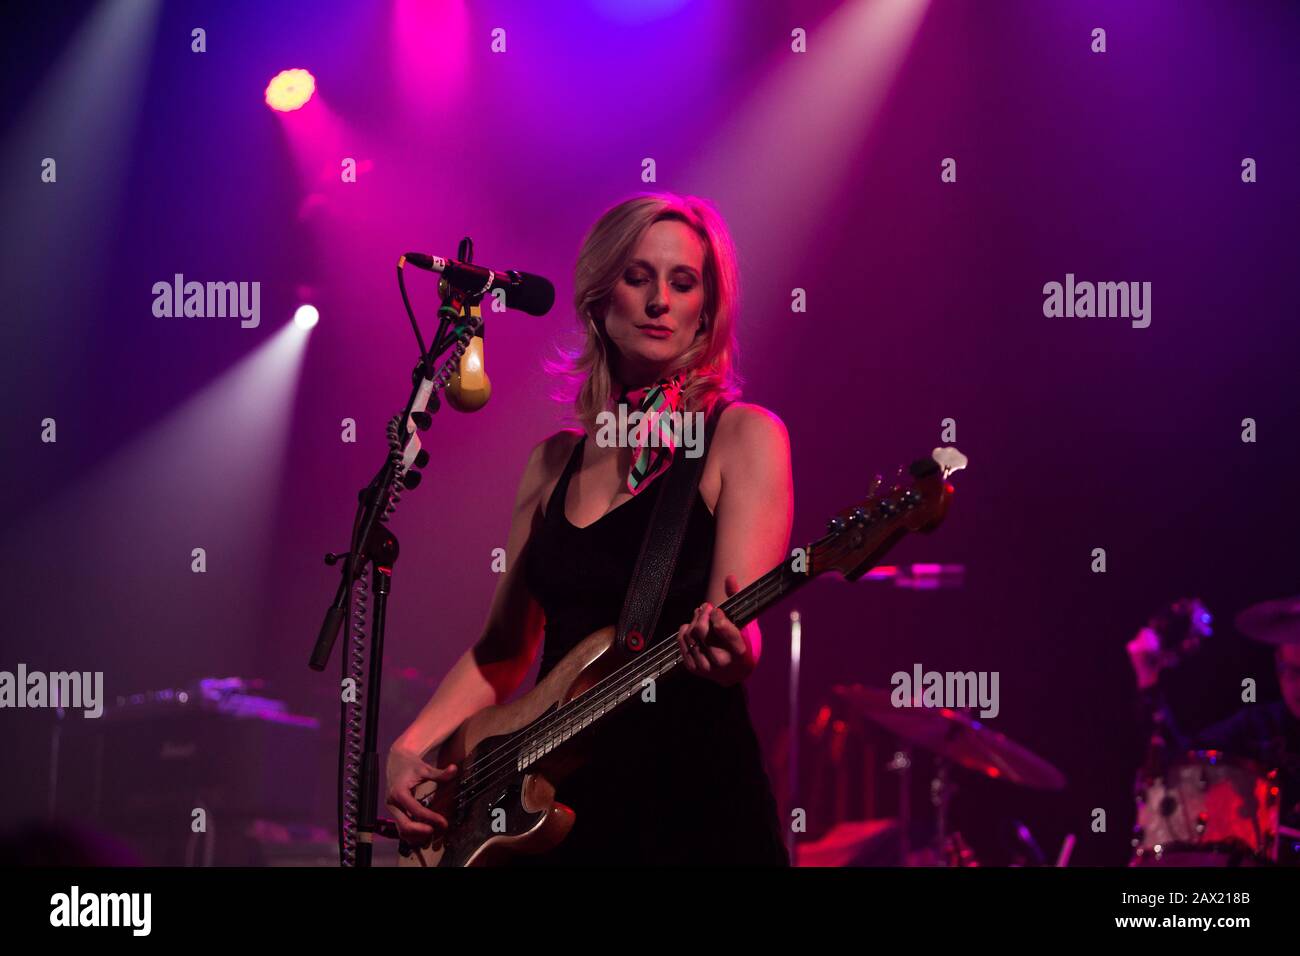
left=445, top=334, right=491, bottom=411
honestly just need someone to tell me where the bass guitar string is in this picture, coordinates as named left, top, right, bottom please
left=450, top=570, right=793, bottom=807
left=452, top=568, right=791, bottom=801
left=462, top=522, right=858, bottom=793
left=455, top=519, right=876, bottom=808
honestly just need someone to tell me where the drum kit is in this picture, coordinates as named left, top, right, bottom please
left=791, top=594, right=1300, bottom=867
left=1130, top=595, right=1300, bottom=867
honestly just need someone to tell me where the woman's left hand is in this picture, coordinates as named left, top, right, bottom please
left=675, top=574, right=755, bottom=686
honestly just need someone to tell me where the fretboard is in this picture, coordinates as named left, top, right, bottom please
left=515, top=558, right=810, bottom=771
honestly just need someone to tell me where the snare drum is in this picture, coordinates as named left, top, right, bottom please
left=1131, top=750, right=1280, bottom=865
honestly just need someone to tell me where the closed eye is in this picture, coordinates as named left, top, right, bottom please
left=625, top=275, right=695, bottom=292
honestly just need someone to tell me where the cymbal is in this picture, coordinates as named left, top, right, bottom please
left=833, top=685, right=1066, bottom=791
left=1235, top=596, right=1300, bottom=645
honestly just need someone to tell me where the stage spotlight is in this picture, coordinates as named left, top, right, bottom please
left=265, top=68, right=316, bottom=112
left=293, top=304, right=319, bottom=329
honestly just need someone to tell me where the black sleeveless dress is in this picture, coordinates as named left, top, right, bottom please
left=518, top=434, right=789, bottom=866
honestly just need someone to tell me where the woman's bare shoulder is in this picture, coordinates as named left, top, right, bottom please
left=714, top=401, right=789, bottom=454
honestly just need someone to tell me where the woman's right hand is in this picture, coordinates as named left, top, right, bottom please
left=385, top=745, right=459, bottom=847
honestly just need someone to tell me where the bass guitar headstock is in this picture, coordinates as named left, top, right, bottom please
left=810, top=447, right=967, bottom=582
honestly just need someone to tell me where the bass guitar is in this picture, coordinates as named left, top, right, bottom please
left=398, top=446, right=968, bottom=866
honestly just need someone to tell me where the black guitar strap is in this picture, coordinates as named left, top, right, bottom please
left=616, top=399, right=731, bottom=653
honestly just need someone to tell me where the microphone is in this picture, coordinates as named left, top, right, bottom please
left=400, top=253, right=555, bottom=317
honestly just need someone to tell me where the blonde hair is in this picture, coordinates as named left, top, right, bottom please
left=548, top=192, right=743, bottom=435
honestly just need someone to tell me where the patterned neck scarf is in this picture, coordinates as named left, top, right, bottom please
left=618, top=374, right=685, bottom=494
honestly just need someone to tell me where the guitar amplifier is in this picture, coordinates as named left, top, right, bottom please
left=50, top=678, right=329, bottom=864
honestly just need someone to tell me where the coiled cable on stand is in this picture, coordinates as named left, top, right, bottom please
left=338, top=572, right=369, bottom=867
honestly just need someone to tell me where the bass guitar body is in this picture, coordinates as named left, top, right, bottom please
left=398, top=624, right=625, bottom=867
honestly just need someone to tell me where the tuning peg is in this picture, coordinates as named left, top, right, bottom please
left=411, top=410, right=433, bottom=431
left=827, top=515, right=848, bottom=534
left=402, top=469, right=423, bottom=490
left=850, top=507, right=867, bottom=525
left=869, top=474, right=883, bottom=494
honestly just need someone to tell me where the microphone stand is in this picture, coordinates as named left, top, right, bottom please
left=308, top=237, right=486, bottom=867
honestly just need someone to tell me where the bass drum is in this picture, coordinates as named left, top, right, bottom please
left=1131, top=750, right=1280, bottom=866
